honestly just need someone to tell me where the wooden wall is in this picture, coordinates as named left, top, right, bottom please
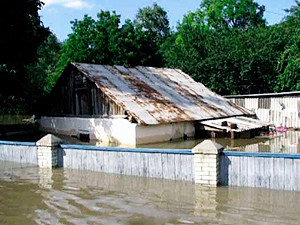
left=46, top=66, right=125, bottom=117
left=226, top=94, right=300, bottom=128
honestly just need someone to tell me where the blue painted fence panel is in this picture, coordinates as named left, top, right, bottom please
left=220, top=151, right=300, bottom=191
left=0, top=141, right=38, bottom=164
left=58, top=145, right=194, bottom=182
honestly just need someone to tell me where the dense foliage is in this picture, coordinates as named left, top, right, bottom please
left=56, top=4, right=169, bottom=76
left=0, top=0, right=49, bottom=114
left=0, top=0, right=49, bottom=69
left=1, top=1, right=299, bottom=114
left=196, top=0, right=266, bottom=30
left=26, top=34, right=62, bottom=95
left=275, top=2, right=300, bottom=92
left=163, top=0, right=298, bottom=94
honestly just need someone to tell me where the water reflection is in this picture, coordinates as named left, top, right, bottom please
left=138, top=131, right=300, bottom=154
left=56, top=131, right=300, bottom=154
left=38, top=168, right=53, bottom=189
left=1, top=161, right=300, bottom=224
left=233, top=130, right=300, bottom=154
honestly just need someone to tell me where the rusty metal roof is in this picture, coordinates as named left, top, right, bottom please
left=72, top=63, right=253, bottom=125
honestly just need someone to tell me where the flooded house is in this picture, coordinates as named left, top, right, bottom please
left=39, top=63, right=268, bottom=146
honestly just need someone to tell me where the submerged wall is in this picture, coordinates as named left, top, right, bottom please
left=39, top=116, right=195, bottom=145
left=136, top=122, right=195, bottom=145
left=1, top=136, right=300, bottom=191
left=225, top=92, right=300, bottom=128
left=0, top=141, right=38, bottom=164
left=59, top=145, right=194, bottom=181
left=39, top=116, right=137, bottom=145
left=220, top=151, right=300, bottom=191
left=0, top=139, right=195, bottom=182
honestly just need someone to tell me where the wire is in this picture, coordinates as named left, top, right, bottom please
left=265, top=10, right=286, bottom=16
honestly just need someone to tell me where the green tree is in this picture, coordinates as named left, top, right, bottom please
left=0, top=0, right=49, bottom=114
left=275, top=1, right=300, bottom=91
left=134, top=3, right=170, bottom=66
left=26, top=34, right=62, bottom=96
left=162, top=0, right=292, bottom=94
left=199, top=0, right=266, bottom=31
left=57, top=15, right=97, bottom=72
left=57, top=11, right=123, bottom=76
left=94, top=11, right=122, bottom=64
left=283, top=0, right=300, bottom=24
left=0, top=0, right=49, bottom=73
left=57, top=3, right=170, bottom=73
left=119, top=20, right=139, bottom=66
left=164, top=27, right=288, bottom=94
left=134, top=2, right=170, bottom=40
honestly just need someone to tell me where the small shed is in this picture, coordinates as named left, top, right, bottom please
left=40, top=62, right=257, bottom=145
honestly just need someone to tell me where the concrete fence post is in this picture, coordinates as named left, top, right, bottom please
left=192, top=140, right=224, bottom=187
left=36, top=134, right=62, bottom=168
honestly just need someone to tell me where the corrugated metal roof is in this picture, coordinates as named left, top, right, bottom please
left=72, top=63, right=253, bottom=125
left=201, top=116, right=269, bottom=132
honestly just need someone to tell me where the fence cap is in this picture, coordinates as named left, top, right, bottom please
left=36, top=134, right=62, bottom=147
left=192, top=140, right=224, bottom=154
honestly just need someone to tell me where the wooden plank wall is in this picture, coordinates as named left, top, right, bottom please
left=58, top=147, right=194, bottom=182
left=47, top=67, right=125, bottom=117
left=0, top=142, right=38, bottom=164
left=227, top=95, right=300, bottom=128
left=220, top=153, right=300, bottom=191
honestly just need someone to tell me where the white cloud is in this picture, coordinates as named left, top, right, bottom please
left=64, top=1, right=89, bottom=9
left=43, top=0, right=92, bottom=9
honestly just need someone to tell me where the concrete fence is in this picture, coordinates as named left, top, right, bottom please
left=0, top=140, right=38, bottom=164
left=1, top=134, right=300, bottom=191
left=0, top=135, right=221, bottom=186
left=220, top=151, right=300, bottom=191
left=225, top=91, right=300, bottom=128
left=59, top=145, right=194, bottom=181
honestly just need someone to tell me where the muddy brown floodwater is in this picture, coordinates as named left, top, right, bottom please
left=138, top=131, right=300, bottom=154
left=0, top=161, right=300, bottom=225
left=84, top=130, right=300, bottom=154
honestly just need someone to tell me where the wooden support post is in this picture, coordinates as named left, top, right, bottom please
left=230, top=123, right=237, bottom=139
left=230, top=131, right=235, bottom=139
left=211, top=131, right=216, bottom=139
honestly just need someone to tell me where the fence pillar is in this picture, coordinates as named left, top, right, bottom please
left=36, top=134, right=62, bottom=168
left=192, top=140, right=224, bottom=186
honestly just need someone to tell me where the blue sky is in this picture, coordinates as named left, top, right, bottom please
left=40, top=0, right=297, bottom=41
